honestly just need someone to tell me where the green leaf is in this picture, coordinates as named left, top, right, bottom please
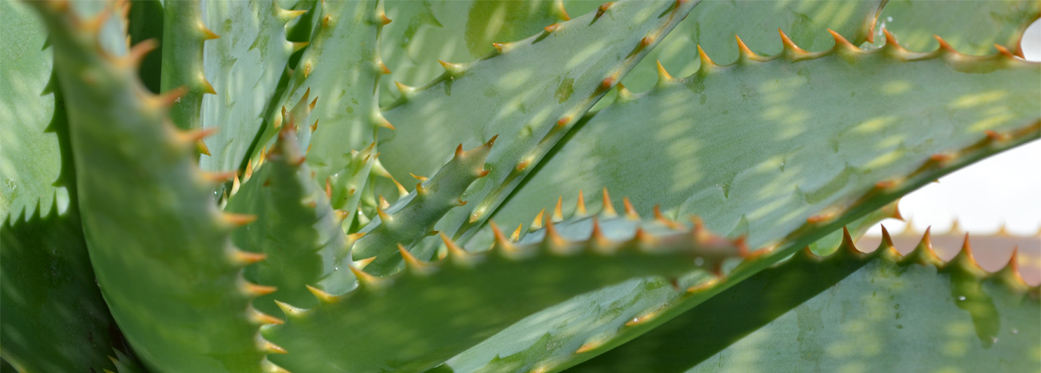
left=160, top=0, right=212, bottom=132
left=0, top=206, right=125, bottom=373
left=475, top=34, right=1039, bottom=368
left=378, top=0, right=702, bottom=246
left=0, top=0, right=68, bottom=222
left=379, top=0, right=566, bottom=106
left=609, top=0, right=884, bottom=93
left=446, top=201, right=900, bottom=373
left=257, top=0, right=387, bottom=183
left=353, top=137, right=495, bottom=275
left=871, top=0, right=1040, bottom=55
left=27, top=4, right=282, bottom=371
left=199, top=0, right=303, bottom=174
left=225, top=108, right=355, bottom=318
left=580, top=233, right=1040, bottom=372
left=265, top=212, right=748, bottom=372
left=492, top=34, right=1040, bottom=256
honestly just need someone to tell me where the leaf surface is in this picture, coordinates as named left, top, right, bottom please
left=199, top=0, right=301, bottom=174
left=27, top=4, right=284, bottom=371
left=576, top=231, right=1040, bottom=372
left=473, top=34, right=1040, bottom=368
left=871, top=0, right=1040, bottom=55
left=266, top=212, right=748, bottom=372
left=379, top=0, right=701, bottom=245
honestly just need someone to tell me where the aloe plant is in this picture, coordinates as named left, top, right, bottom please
left=1, top=0, right=1039, bottom=372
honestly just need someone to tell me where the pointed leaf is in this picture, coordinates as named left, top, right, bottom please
left=265, top=213, right=747, bottom=372
left=27, top=4, right=280, bottom=371
left=379, top=0, right=701, bottom=245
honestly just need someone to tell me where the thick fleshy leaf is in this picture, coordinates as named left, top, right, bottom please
left=446, top=200, right=900, bottom=373
left=0, top=0, right=67, bottom=221
left=265, top=212, right=749, bottom=372
left=379, top=0, right=702, bottom=246
left=0, top=206, right=126, bottom=373
left=257, top=0, right=386, bottom=180
left=492, top=33, right=1040, bottom=257
left=602, top=0, right=885, bottom=93
left=871, top=0, right=1040, bottom=55
left=574, top=231, right=1040, bottom=372
left=199, top=0, right=303, bottom=174
left=225, top=113, right=354, bottom=318
left=159, top=0, right=212, bottom=132
left=379, top=0, right=565, bottom=106
left=27, top=3, right=283, bottom=371
left=352, top=138, right=496, bottom=275
left=471, top=33, right=1039, bottom=368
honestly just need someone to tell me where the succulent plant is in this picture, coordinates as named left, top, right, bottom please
left=1, top=0, right=1039, bottom=372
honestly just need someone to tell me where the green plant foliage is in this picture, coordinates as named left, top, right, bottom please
left=2, top=0, right=1038, bottom=372
left=575, top=230, right=1040, bottom=372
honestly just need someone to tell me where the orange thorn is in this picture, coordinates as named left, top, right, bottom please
left=994, top=44, right=1015, bottom=58
left=153, top=87, right=187, bottom=109
left=599, top=76, right=615, bottom=91
left=553, top=196, right=564, bottom=222
left=243, top=282, right=277, bottom=296
left=556, top=116, right=573, bottom=128
left=454, top=144, right=465, bottom=159
left=531, top=208, right=546, bottom=230
left=379, top=13, right=392, bottom=25
left=934, top=35, right=955, bottom=53
left=440, top=233, right=469, bottom=259
left=778, top=29, right=805, bottom=54
left=223, top=213, right=257, bottom=227
left=410, top=172, right=429, bottom=182
left=806, top=211, right=835, bottom=224
left=882, top=29, right=899, bottom=48
left=576, top=339, right=605, bottom=354
left=827, top=29, right=854, bottom=49
left=696, top=45, right=715, bottom=70
left=875, top=180, right=897, bottom=189
left=930, top=153, right=954, bottom=163
left=510, top=224, right=523, bottom=242
left=490, top=221, right=514, bottom=251
left=985, top=130, right=1009, bottom=141
left=124, top=39, right=158, bottom=67
left=656, top=60, right=674, bottom=82
left=622, top=197, right=638, bottom=220
left=198, top=24, right=220, bottom=40
left=735, top=35, right=758, bottom=59
left=202, top=171, right=236, bottom=183
left=251, top=309, right=285, bottom=325
left=544, top=219, right=566, bottom=247
left=231, top=250, right=267, bottom=265
left=686, top=277, right=719, bottom=293
left=261, top=341, right=288, bottom=354
left=398, top=244, right=427, bottom=269
left=305, top=284, right=337, bottom=303
left=438, top=60, right=464, bottom=75
left=601, top=188, right=618, bottom=217
left=595, top=2, right=613, bottom=19
left=375, top=205, right=390, bottom=223
left=576, top=190, right=587, bottom=216
left=348, top=266, right=381, bottom=287
left=377, top=61, right=391, bottom=74
left=544, top=23, right=560, bottom=33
